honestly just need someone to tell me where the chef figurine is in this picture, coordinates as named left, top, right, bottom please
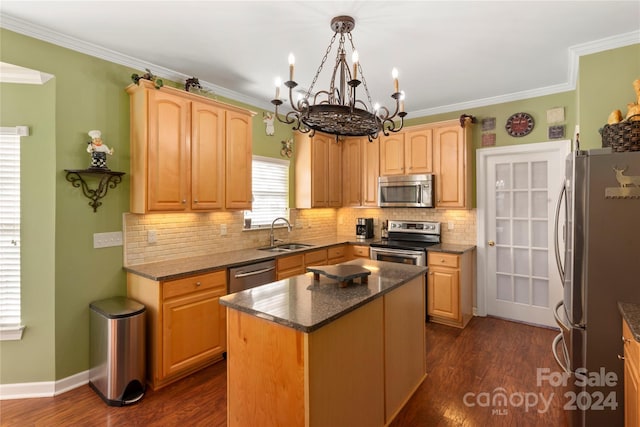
left=87, top=130, right=113, bottom=169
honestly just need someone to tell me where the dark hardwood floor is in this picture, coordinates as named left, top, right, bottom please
left=1, top=317, right=568, bottom=427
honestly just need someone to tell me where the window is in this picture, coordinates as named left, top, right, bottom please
left=0, top=129, right=23, bottom=339
left=247, top=156, right=289, bottom=228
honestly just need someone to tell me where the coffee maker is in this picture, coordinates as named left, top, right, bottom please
left=356, top=218, right=374, bottom=239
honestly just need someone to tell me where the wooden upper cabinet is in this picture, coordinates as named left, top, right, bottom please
left=342, top=137, right=361, bottom=207
left=380, top=127, right=432, bottom=177
left=146, top=89, right=191, bottom=212
left=225, top=111, right=253, bottom=210
left=191, top=101, right=224, bottom=210
left=295, top=132, right=342, bottom=208
left=433, top=121, right=471, bottom=209
left=379, top=133, right=405, bottom=176
left=342, top=136, right=379, bottom=207
left=127, top=80, right=254, bottom=213
left=405, top=127, right=433, bottom=174
left=362, top=137, right=380, bottom=207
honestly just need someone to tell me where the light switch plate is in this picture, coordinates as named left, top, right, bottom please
left=94, top=231, right=123, bottom=248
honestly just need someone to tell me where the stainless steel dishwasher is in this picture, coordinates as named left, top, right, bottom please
left=228, top=259, right=276, bottom=293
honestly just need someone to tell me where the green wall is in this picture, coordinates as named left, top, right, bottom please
left=0, top=82, right=57, bottom=382
left=0, top=27, right=637, bottom=385
left=578, top=44, right=640, bottom=149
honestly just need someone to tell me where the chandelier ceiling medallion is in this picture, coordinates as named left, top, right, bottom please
left=271, top=15, right=406, bottom=141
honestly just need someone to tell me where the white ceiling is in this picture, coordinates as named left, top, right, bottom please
left=1, top=1, right=639, bottom=116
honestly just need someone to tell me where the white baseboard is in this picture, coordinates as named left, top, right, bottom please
left=0, top=370, right=88, bottom=400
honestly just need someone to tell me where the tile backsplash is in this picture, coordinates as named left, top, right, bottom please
left=123, top=207, right=476, bottom=266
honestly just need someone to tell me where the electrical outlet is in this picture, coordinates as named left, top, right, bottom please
left=94, top=231, right=123, bottom=248
left=220, top=224, right=227, bottom=236
left=295, top=220, right=303, bottom=229
left=147, top=230, right=157, bottom=243
left=448, top=221, right=454, bottom=230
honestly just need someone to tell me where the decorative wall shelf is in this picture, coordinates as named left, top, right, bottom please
left=64, top=168, right=125, bottom=212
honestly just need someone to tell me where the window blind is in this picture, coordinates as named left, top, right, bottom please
left=0, top=133, right=21, bottom=327
left=249, top=156, right=289, bottom=227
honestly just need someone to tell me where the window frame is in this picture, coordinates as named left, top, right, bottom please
left=246, top=155, right=290, bottom=229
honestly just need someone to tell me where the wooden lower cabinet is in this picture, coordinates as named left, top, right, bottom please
left=226, top=276, right=425, bottom=427
left=276, top=253, right=306, bottom=280
left=623, top=320, right=640, bottom=427
left=427, top=250, right=474, bottom=328
left=348, top=244, right=370, bottom=259
left=127, top=269, right=227, bottom=390
left=327, top=245, right=347, bottom=264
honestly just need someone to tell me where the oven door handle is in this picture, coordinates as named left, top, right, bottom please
left=371, top=248, right=423, bottom=259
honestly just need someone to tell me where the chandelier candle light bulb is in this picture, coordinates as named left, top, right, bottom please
left=400, top=91, right=405, bottom=113
left=352, top=50, right=359, bottom=81
left=392, top=68, right=399, bottom=93
left=274, top=77, right=281, bottom=100
left=288, top=53, right=295, bottom=81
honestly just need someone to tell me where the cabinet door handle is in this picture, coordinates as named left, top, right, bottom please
left=194, top=199, right=199, bottom=204
left=617, top=354, right=625, bottom=361
left=195, top=281, right=201, bottom=287
left=622, top=336, right=631, bottom=344
left=181, top=199, right=186, bottom=204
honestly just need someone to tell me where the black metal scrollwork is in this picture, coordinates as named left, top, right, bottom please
left=64, top=169, right=125, bottom=212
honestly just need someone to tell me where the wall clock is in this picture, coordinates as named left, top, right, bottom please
left=505, top=112, right=535, bottom=137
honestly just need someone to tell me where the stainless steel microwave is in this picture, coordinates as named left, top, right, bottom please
left=378, top=174, right=434, bottom=208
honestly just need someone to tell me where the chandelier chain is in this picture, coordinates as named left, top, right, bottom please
left=347, top=32, right=373, bottom=110
left=307, top=31, right=338, bottom=99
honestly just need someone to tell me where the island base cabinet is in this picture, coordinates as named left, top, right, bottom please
left=623, top=320, right=640, bottom=427
left=227, top=299, right=384, bottom=427
left=226, top=276, right=425, bottom=427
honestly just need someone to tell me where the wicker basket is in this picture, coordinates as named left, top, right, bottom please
left=601, top=114, right=640, bottom=151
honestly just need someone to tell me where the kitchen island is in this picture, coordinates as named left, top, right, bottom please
left=219, top=258, right=428, bottom=427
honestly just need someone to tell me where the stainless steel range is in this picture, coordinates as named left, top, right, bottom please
left=369, top=220, right=441, bottom=266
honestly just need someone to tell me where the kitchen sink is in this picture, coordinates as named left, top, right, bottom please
left=277, top=243, right=313, bottom=250
left=258, top=243, right=314, bottom=252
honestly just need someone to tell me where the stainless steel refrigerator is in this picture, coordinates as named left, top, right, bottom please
left=553, top=148, right=640, bottom=427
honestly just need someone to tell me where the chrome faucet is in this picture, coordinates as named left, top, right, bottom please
left=270, top=217, right=291, bottom=247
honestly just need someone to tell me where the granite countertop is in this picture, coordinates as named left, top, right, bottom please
left=219, top=258, right=427, bottom=333
left=123, top=233, right=474, bottom=282
left=124, top=235, right=376, bottom=281
left=619, top=302, right=640, bottom=342
left=430, top=243, right=476, bottom=254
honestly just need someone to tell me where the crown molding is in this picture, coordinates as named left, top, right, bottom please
left=2, top=14, right=638, bottom=117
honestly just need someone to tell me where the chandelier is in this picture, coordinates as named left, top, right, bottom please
left=271, top=15, right=406, bottom=141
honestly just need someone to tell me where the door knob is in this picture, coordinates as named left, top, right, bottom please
left=488, top=240, right=495, bottom=247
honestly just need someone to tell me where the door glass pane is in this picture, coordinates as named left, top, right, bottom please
left=531, top=161, right=547, bottom=188
left=496, top=192, right=510, bottom=217
left=514, top=162, right=529, bottom=189
left=514, top=277, right=530, bottom=304
left=514, top=248, right=529, bottom=275
left=496, top=164, right=510, bottom=189
left=514, top=191, right=528, bottom=218
left=532, top=279, right=549, bottom=307
left=513, top=220, right=529, bottom=246
left=532, top=190, right=548, bottom=218
left=496, top=219, right=511, bottom=245
left=497, top=274, right=512, bottom=301
left=532, top=220, right=548, bottom=248
left=496, top=247, right=512, bottom=273
left=532, top=249, right=548, bottom=277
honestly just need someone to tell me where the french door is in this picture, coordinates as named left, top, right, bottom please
left=477, top=141, right=569, bottom=327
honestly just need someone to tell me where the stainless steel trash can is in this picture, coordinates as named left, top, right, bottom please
left=89, top=296, right=146, bottom=406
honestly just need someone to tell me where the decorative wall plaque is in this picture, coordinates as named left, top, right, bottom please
left=482, top=133, right=496, bottom=147
left=546, top=107, right=565, bottom=123
left=482, top=117, right=496, bottom=131
left=548, top=125, right=565, bottom=139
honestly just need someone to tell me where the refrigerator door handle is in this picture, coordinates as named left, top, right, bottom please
left=553, top=183, right=566, bottom=284
left=552, top=332, right=571, bottom=374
